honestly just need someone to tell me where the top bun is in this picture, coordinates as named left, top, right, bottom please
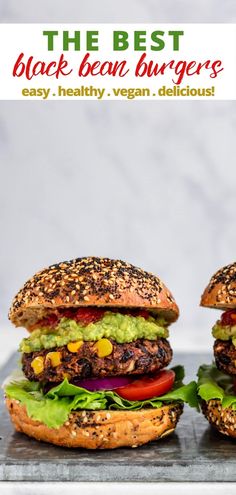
left=200, top=262, right=236, bottom=309
left=9, top=257, right=179, bottom=329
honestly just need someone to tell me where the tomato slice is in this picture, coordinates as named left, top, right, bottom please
left=221, top=310, right=236, bottom=326
left=114, top=369, right=175, bottom=401
left=63, top=307, right=105, bottom=325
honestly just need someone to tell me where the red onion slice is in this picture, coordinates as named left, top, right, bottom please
left=73, top=376, right=134, bottom=391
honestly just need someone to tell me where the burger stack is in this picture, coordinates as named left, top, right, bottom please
left=4, top=257, right=197, bottom=449
left=198, top=262, right=236, bottom=437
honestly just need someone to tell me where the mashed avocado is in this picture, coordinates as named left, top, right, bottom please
left=20, top=312, right=169, bottom=353
left=212, top=321, right=236, bottom=342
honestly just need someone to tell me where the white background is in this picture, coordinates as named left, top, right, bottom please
left=1, top=482, right=236, bottom=495
left=0, top=23, right=235, bottom=100
left=0, top=1, right=235, bottom=365
left=0, top=2, right=236, bottom=494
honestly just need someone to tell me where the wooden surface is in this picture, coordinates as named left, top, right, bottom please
left=1, top=352, right=236, bottom=482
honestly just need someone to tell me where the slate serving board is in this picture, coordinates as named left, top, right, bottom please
left=1, top=352, right=236, bottom=482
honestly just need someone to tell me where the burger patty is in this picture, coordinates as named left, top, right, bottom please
left=214, top=339, right=236, bottom=375
left=22, top=338, right=172, bottom=383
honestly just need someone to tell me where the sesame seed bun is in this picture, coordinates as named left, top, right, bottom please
left=201, top=399, right=236, bottom=438
left=200, top=262, right=236, bottom=309
left=6, top=398, right=183, bottom=449
left=9, top=257, right=179, bottom=329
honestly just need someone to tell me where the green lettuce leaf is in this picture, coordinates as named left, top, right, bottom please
left=197, top=363, right=236, bottom=409
left=5, top=379, right=107, bottom=428
left=4, top=365, right=198, bottom=429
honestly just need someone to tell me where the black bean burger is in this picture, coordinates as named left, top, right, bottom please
left=198, top=262, right=236, bottom=438
left=4, top=257, right=197, bottom=449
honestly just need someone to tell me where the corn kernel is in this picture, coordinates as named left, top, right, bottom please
left=67, top=341, right=83, bottom=353
left=46, top=351, right=61, bottom=367
left=94, top=338, right=113, bottom=358
left=31, top=356, right=44, bottom=375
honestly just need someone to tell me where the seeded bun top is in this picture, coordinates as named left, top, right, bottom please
left=9, top=257, right=179, bottom=329
left=200, top=262, right=236, bottom=309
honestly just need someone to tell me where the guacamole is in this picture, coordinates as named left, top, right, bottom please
left=20, top=312, right=169, bottom=353
left=212, top=321, right=236, bottom=345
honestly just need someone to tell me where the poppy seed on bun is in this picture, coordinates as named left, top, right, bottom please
left=9, top=257, right=179, bottom=330
left=6, top=399, right=183, bottom=449
left=200, top=262, right=236, bottom=310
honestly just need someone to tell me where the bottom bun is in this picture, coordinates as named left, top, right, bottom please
left=6, top=399, right=183, bottom=449
left=201, top=399, right=236, bottom=438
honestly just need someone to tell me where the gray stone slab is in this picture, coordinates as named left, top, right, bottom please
left=1, top=352, right=236, bottom=482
